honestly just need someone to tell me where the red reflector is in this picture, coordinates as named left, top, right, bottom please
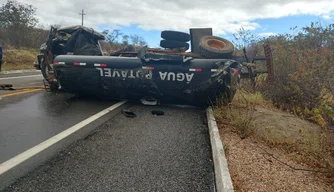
left=100, top=64, right=107, bottom=67
left=149, top=66, right=154, bottom=70
left=53, top=62, right=59, bottom=65
left=74, top=62, right=80, bottom=65
left=232, top=68, right=239, bottom=74
left=189, top=68, right=202, bottom=72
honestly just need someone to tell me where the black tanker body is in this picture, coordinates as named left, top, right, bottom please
left=52, top=54, right=242, bottom=106
left=36, top=26, right=261, bottom=106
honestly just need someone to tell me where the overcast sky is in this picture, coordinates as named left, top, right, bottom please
left=2, top=0, right=334, bottom=46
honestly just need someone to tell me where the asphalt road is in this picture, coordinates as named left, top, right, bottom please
left=0, top=73, right=116, bottom=163
left=3, top=105, right=215, bottom=192
left=0, top=73, right=43, bottom=95
left=1, top=72, right=215, bottom=191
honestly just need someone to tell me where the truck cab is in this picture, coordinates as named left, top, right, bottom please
left=35, top=25, right=105, bottom=80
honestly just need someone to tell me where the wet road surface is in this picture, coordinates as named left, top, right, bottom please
left=0, top=74, right=43, bottom=95
left=3, top=105, right=215, bottom=192
left=0, top=73, right=116, bottom=163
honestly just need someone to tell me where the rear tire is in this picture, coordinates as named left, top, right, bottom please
left=198, top=36, right=234, bottom=58
left=40, top=57, right=49, bottom=80
left=41, top=53, right=58, bottom=91
left=160, top=40, right=189, bottom=50
left=161, top=30, right=190, bottom=42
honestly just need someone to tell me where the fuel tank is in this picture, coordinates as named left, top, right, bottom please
left=52, top=55, right=242, bottom=106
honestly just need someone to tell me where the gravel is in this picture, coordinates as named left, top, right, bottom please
left=221, top=131, right=334, bottom=192
left=3, top=105, right=215, bottom=192
left=219, top=106, right=334, bottom=192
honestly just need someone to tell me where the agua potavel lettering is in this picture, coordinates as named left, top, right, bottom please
left=97, top=68, right=194, bottom=83
left=159, top=72, right=194, bottom=83
left=96, top=68, right=152, bottom=80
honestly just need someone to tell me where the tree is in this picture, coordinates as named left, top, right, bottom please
left=122, top=35, right=129, bottom=46
left=102, top=29, right=123, bottom=43
left=0, top=0, right=38, bottom=28
left=232, top=27, right=260, bottom=51
left=99, top=28, right=148, bottom=53
left=0, top=0, right=39, bottom=47
left=130, top=34, right=147, bottom=47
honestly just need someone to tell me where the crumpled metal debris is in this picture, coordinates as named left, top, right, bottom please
left=0, top=84, right=14, bottom=90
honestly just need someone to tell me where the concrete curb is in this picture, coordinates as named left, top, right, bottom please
left=0, top=69, right=40, bottom=75
left=206, top=107, right=234, bottom=192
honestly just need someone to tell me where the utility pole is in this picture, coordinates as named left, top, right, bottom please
left=79, top=9, right=86, bottom=26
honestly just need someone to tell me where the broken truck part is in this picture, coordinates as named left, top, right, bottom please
left=35, top=26, right=272, bottom=106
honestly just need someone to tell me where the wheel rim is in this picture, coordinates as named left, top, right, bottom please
left=206, top=39, right=226, bottom=49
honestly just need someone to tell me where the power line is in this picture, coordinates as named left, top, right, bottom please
left=79, top=9, right=86, bottom=26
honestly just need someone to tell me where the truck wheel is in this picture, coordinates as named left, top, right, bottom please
left=161, top=30, right=190, bottom=42
left=198, top=36, right=234, bottom=58
left=160, top=40, right=189, bottom=50
left=41, top=58, right=49, bottom=80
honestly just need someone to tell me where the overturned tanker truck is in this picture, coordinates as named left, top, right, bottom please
left=35, top=25, right=272, bottom=106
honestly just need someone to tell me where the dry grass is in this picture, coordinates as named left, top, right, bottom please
left=256, top=110, right=334, bottom=170
left=2, top=48, right=38, bottom=71
left=220, top=130, right=334, bottom=191
left=232, top=89, right=267, bottom=108
left=214, top=90, right=266, bottom=139
left=214, top=88, right=334, bottom=190
left=214, top=107, right=255, bottom=139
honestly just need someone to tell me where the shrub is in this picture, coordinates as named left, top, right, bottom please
left=255, top=22, right=334, bottom=127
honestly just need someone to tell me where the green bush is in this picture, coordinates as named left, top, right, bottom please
left=252, top=22, right=334, bottom=127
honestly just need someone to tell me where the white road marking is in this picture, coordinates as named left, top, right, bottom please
left=0, top=100, right=127, bottom=175
left=0, top=74, right=42, bottom=80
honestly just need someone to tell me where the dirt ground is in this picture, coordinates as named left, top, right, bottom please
left=217, top=105, right=334, bottom=192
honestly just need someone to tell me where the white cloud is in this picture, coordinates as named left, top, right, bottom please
left=258, top=32, right=276, bottom=37
left=322, top=11, right=334, bottom=20
left=323, top=15, right=331, bottom=19
left=2, top=0, right=334, bottom=34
